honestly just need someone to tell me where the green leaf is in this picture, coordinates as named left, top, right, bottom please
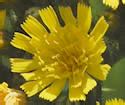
left=89, top=0, right=106, bottom=21
left=103, top=58, right=125, bottom=100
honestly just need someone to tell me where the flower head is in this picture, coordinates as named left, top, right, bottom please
left=0, top=82, right=9, bottom=105
left=105, top=98, right=125, bottom=105
left=0, top=9, right=6, bottom=48
left=0, top=0, right=5, bottom=2
left=0, top=31, right=5, bottom=48
left=10, top=3, right=111, bottom=102
left=103, top=0, right=125, bottom=10
left=0, top=10, right=6, bottom=30
left=0, top=82, right=26, bottom=105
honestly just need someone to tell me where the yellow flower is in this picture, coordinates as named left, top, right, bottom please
left=0, top=82, right=9, bottom=105
left=0, top=0, right=6, bottom=2
left=105, top=98, right=125, bottom=105
left=103, top=0, right=125, bottom=10
left=10, top=3, right=111, bottom=102
left=96, top=101, right=100, bottom=105
left=0, top=82, right=26, bottom=105
left=0, top=10, right=6, bottom=30
left=0, top=0, right=14, bottom=3
left=0, top=31, right=5, bottom=48
left=0, top=9, right=6, bottom=48
left=4, top=89, right=27, bottom=105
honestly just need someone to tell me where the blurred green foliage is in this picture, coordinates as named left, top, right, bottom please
left=89, top=0, right=106, bottom=21
left=103, top=58, right=125, bottom=101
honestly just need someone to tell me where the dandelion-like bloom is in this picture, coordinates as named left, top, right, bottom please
left=10, top=3, right=111, bottom=101
left=0, top=82, right=9, bottom=105
left=4, top=90, right=27, bottom=105
left=0, top=0, right=5, bottom=2
left=0, top=9, right=6, bottom=48
left=103, top=0, right=125, bottom=10
left=0, top=82, right=26, bottom=105
left=0, top=32, right=4, bottom=48
left=0, top=10, right=6, bottom=30
left=96, top=101, right=100, bottom=105
left=105, top=98, right=125, bottom=105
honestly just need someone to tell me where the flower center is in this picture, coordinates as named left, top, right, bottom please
left=52, top=43, right=88, bottom=74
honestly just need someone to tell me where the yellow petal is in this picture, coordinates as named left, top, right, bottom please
left=21, top=70, right=48, bottom=81
left=10, top=58, right=38, bottom=73
left=0, top=10, right=6, bottom=30
left=29, top=37, right=50, bottom=53
left=122, top=0, right=125, bottom=4
left=69, top=70, right=83, bottom=88
left=105, top=98, right=125, bottom=105
left=21, top=15, right=47, bottom=39
left=59, top=6, right=76, bottom=25
left=69, top=76, right=86, bottom=102
left=90, top=16, right=109, bottom=43
left=87, top=64, right=111, bottom=80
left=88, top=40, right=106, bottom=57
left=39, top=6, right=60, bottom=32
left=94, top=41, right=106, bottom=54
left=11, top=32, right=34, bottom=54
left=39, top=79, right=66, bottom=101
left=103, top=0, right=119, bottom=9
left=0, top=82, right=8, bottom=91
left=0, top=32, right=4, bottom=48
left=21, top=78, right=54, bottom=97
left=88, top=42, right=105, bottom=64
left=44, top=66, right=70, bottom=79
left=77, top=3, right=92, bottom=33
left=96, top=101, right=100, bottom=105
left=30, top=38, right=42, bottom=51
left=82, top=73, right=97, bottom=94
